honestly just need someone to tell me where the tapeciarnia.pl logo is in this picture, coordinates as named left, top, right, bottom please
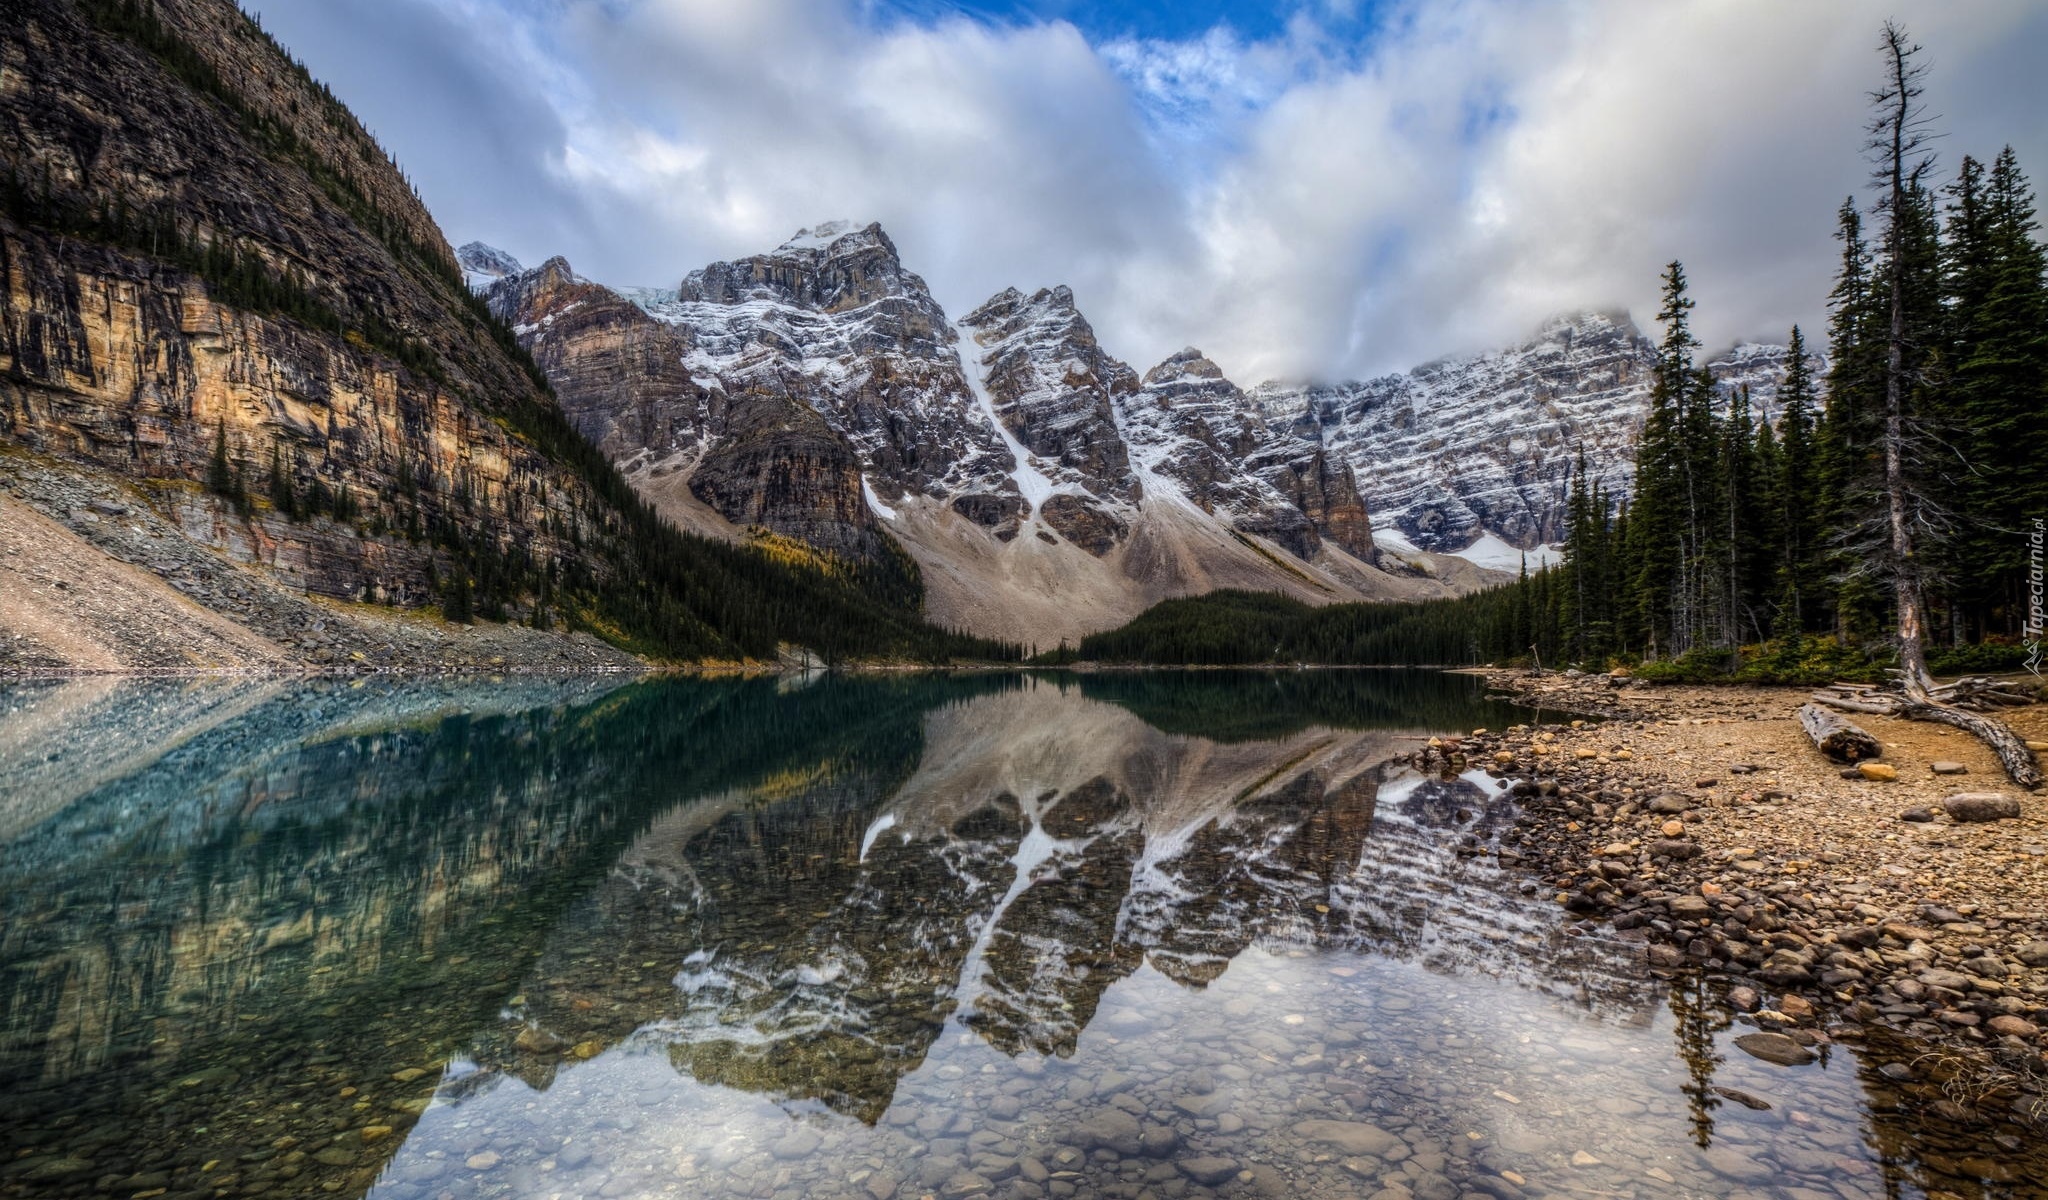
left=2028, top=516, right=2045, bottom=677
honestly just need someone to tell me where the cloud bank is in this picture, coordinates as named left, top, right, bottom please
left=253, top=0, right=2048, bottom=383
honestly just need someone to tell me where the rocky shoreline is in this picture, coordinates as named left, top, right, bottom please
left=1415, top=668, right=2048, bottom=1136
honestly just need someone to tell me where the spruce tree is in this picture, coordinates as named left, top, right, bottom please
left=1772, top=326, right=1822, bottom=634
left=1629, top=263, right=1698, bottom=658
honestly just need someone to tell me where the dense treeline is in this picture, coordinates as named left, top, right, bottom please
left=1077, top=30, right=2043, bottom=683
left=1068, top=589, right=1549, bottom=669
left=1536, top=135, right=2044, bottom=678
left=11, top=0, right=1014, bottom=665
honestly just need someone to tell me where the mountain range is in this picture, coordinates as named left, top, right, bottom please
left=0, top=0, right=1819, bottom=668
left=472, top=225, right=1819, bottom=647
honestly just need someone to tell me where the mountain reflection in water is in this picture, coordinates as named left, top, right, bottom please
left=0, top=671, right=2036, bottom=1200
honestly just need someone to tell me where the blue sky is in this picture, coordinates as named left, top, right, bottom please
left=884, top=0, right=1362, bottom=43
left=252, top=0, right=2048, bottom=382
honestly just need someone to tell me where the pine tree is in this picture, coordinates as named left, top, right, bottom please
left=1773, top=326, right=1822, bottom=634
left=1630, top=263, right=1699, bottom=658
left=1946, top=146, right=2048, bottom=637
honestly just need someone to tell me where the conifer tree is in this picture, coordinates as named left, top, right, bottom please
left=1772, top=326, right=1822, bottom=633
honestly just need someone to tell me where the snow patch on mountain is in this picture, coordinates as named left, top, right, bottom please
left=456, top=241, right=523, bottom=293
left=1448, top=534, right=1562, bottom=572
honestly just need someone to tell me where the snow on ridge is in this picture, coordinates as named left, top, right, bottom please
left=956, top=322, right=1059, bottom=512
left=777, top=220, right=869, bottom=252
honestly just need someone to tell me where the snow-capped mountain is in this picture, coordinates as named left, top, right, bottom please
left=481, top=219, right=1817, bottom=639
left=1124, top=346, right=1377, bottom=563
left=484, top=222, right=1479, bottom=647
left=457, top=241, right=523, bottom=292
left=1256, top=311, right=1823, bottom=553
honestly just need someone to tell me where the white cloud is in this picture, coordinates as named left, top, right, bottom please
left=257, top=0, right=2048, bottom=384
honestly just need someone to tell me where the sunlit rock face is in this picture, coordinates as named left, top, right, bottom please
left=484, top=256, right=894, bottom=564
left=2, top=0, right=639, bottom=609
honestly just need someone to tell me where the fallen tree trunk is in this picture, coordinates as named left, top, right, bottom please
left=1895, top=696, right=2045, bottom=789
left=1812, top=691, right=1900, bottom=716
left=1798, top=703, right=1883, bottom=762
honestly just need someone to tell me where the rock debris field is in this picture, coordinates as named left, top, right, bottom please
left=1445, top=668, right=2048, bottom=1138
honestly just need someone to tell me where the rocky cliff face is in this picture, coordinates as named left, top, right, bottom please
left=1123, top=347, right=1377, bottom=563
left=483, top=254, right=894, bottom=564
left=489, top=223, right=1428, bottom=646
left=1255, top=312, right=1822, bottom=554
left=958, top=285, right=1137, bottom=551
left=0, top=0, right=663, bottom=643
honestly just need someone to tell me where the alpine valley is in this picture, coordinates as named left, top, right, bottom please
left=0, top=0, right=1819, bottom=668
left=473, top=227, right=1816, bottom=648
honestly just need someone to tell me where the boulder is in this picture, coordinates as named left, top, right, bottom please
left=1178, top=1158, right=1240, bottom=1186
left=1942, top=793, right=2020, bottom=823
left=1070, top=1110, right=1142, bottom=1155
left=1732, top=1032, right=1816, bottom=1066
left=1292, top=1120, right=1405, bottom=1158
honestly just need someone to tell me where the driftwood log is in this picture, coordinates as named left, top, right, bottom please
left=1812, top=691, right=1899, bottom=716
left=1798, top=703, right=1882, bottom=762
left=1895, top=696, right=2045, bottom=789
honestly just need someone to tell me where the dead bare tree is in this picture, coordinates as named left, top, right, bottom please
left=1865, top=23, right=2041, bottom=788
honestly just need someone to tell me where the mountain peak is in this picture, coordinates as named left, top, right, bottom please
left=1144, top=347, right=1226, bottom=386
left=458, top=242, right=524, bottom=292
left=776, top=220, right=886, bottom=254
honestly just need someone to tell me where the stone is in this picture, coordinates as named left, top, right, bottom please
left=1070, top=1110, right=1143, bottom=1156
left=1172, top=1092, right=1230, bottom=1118
left=1918, top=969, right=1974, bottom=993
left=1930, top=761, right=1968, bottom=775
left=2028, top=741, right=2048, bottom=752
left=1733, top=1032, right=1816, bottom=1066
left=1777, top=995, right=1815, bottom=1022
left=1292, top=1120, right=1405, bottom=1158
left=1570, top=1151, right=1602, bottom=1166
left=515, top=1026, right=565, bottom=1053
left=1661, top=820, right=1685, bottom=837
left=1139, top=1124, right=1179, bottom=1157
left=15, top=1159, right=95, bottom=1183
left=1700, top=1146, right=1773, bottom=1183
left=465, top=1152, right=501, bottom=1171
left=1899, top=806, right=1935, bottom=822
left=1942, top=793, right=2020, bottom=822
left=1727, top=986, right=1760, bottom=1012
left=2016, top=941, right=2048, bottom=967
left=1857, top=763, right=1898, bottom=782
left=1178, top=1157, right=1239, bottom=1185
left=359, top=1126, right=395, bottom=1144
left=940, top=1171, right=992, bottom=1197
left=770, top=1128, right=824, bottom=1160
left=1667, top=895, right=1712, bottom=919
left=1988, top=1015, right=2039, bottom=1038
left=865, top=1172, right=901, bottom=1200
left=1649, top=838, right=1700, bottom=859
left=1711, top=1087, right=1772, bottom=1110
left=391, top=1067, right=428, bottom=1083
left=1647, top=793, right=1693, bottom=815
